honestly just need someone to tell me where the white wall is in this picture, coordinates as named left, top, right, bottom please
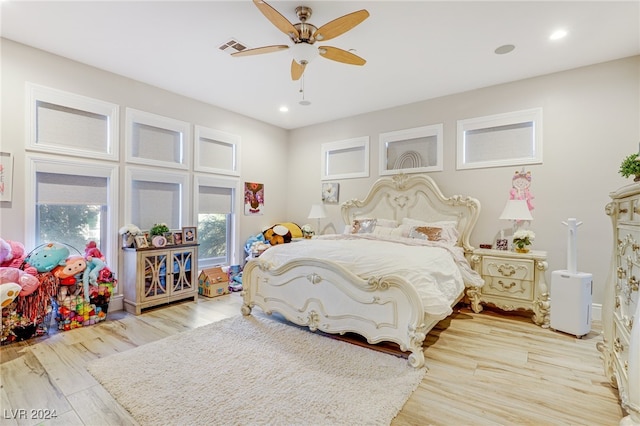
left=0, top=38, right=289, bottom=269
left=286, top=56, right=640, bottom=307
left=2, top=37, right=638, bottom=309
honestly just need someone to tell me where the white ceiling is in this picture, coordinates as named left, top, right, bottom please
left=2, top=1, right=639, bottom=130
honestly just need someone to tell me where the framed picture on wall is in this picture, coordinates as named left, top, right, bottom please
left=183, top=226, right=197, bottom=243
left=322, top=182, right=339, bottom=204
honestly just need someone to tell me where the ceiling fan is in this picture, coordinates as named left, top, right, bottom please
left=231, top=0, right=370, bottom=81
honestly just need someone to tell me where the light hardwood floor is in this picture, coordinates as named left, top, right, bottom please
left=1, top=293, right=625, bottom=426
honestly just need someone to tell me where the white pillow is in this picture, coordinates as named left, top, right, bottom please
left=351, top=218, right=377, bottom=234
left=373, top=218, right=398, bottom=228
left=372, top=226, right=405, bottom=237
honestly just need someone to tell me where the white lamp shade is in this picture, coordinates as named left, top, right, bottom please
left=307, top=204, right=327, bottom=219
left=499, top=199, right=533, bottom=221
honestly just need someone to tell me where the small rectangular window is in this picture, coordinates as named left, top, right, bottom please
left=125, top=108, right=190, bottom=169
left=27, top=83, right=119, bottom=160
left=457, top=108, right=543, bottom=170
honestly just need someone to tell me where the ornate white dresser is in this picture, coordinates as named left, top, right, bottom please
left=598, top=183, right=640, bottom=425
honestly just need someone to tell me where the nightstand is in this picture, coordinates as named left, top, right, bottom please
left=467, top=248, right=550, bottom=328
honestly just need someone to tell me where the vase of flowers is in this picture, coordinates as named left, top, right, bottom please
left=301, top=224, right=314, bottom=239
left=513, top=229, right=535, bottom=253
left=119, top=224, right=142, bottom=248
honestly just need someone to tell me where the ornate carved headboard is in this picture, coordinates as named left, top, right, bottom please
left=340, top=174, right=481, bottom=252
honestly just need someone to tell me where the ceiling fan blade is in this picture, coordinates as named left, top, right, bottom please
left=291, top=59, right=306, bottom=81
left=313, top=10, right=369, bottom=42
left=253, top=0, right=299, bottom=39
left=231, top=45, right=289, bottom=57
left=319, top=46, right=366, bottom=66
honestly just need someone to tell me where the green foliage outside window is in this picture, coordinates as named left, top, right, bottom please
left=37, top=204, right=102, bottom=253
left=198, top=214, right=227, bottom=260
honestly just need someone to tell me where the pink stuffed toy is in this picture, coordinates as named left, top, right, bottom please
left=0, top=267, right=40, bottom=297
left=0, top=238, right=37, bottom=275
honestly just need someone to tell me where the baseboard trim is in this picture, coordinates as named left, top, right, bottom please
left=110, top=294, right=124, bottom=312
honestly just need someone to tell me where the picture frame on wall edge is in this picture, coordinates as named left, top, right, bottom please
left=182, top=226, right=197, bottom=243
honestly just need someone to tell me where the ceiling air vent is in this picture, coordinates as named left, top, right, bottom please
left=219, top=39, right=247, bottom=54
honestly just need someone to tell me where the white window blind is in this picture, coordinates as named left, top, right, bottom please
left=198, top=186, right=232, bottom=214
left=131, top=180, right=181, bottom=230
left=132, top=123, right=183, bottom=164
left=37, top=101, right=109, bottom=152
left=36, top=172, right=107, bottom=205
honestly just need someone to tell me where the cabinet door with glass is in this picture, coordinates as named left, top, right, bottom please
left=170, top=248, right=196, bottom=296
left=142, top=251, right=169, bottom=300
left=123, top=244, right=199, bottom=315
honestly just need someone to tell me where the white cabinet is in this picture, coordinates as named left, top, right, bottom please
left=469, top=248, right=550, bottom=327
left=123, top=244, right=199, bottom=315
left=598, top=183, right=640, bottom=425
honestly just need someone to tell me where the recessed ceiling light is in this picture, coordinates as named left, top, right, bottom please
left=550, top=29, right=568, bottom=40
left=494, top=44, right=515, bottom=55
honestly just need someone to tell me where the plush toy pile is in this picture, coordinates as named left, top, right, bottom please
left=0, top=238, right=116, bottom=345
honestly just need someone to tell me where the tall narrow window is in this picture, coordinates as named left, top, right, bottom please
left=27, top=157, right=118, bottom=265
left=125, top=168, right=188, bottom=231
left=195, top=176, right=237, bottom=267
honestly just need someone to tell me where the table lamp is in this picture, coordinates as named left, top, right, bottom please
left=499, top=199, right=533, bottom=235
left=307, top=204, right=327, bottom=235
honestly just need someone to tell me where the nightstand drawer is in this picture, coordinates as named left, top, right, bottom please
left=482, top=277, right=534, bottom=301
left=482, top=256, right=534, bottom=281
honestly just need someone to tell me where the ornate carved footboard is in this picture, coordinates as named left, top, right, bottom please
left=242, top=257, right=432, bottom=368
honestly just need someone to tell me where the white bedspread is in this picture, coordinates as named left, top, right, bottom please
left=257, top=234, right=484, bottom=319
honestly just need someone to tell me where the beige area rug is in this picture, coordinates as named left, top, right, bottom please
left=87, top=314, right=426, bottom=426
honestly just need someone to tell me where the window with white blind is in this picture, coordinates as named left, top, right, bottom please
left=125, top=168, right=189, bottom=232
left=125, top=108, right=190, bottom=170
left=194, top=126, right=240, bottom=176
left=26, top=156, right=118, bottom=264
left=27, top=83, right=119, bottom=160
left=194, top=175, right=238, bottom=267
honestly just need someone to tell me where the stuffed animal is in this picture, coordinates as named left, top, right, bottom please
left=0, top=239, right=11, bottom=265
left=1, top=282, right=22, bottom=308
left=0, top=238, right=37, bottom=275
left=263, top=224, right=292, bottom=246
left=25, top=242, right=70, bottom=273
left=53, top=255, right=87, bottom=279
left=82, top=241, right=106, bottom=302
left=0, top=267, right=40, bottom=297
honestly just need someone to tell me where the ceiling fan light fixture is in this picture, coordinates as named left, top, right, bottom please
left=290, top=42, right=318, bottom=64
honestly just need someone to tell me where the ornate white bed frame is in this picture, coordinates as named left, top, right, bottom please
left=241, top=174, right=481, bottom=368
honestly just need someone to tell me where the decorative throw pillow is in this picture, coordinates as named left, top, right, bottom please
left=351, top=218, right=377, bottom=234
left=409, top=226, right=443, bottom=241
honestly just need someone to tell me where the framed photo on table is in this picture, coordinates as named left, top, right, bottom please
left=182, top=226, right=197, bottom=243
left=173, top=231, right=183, bottom=245
left=134, top=235, right=149, bottom=249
